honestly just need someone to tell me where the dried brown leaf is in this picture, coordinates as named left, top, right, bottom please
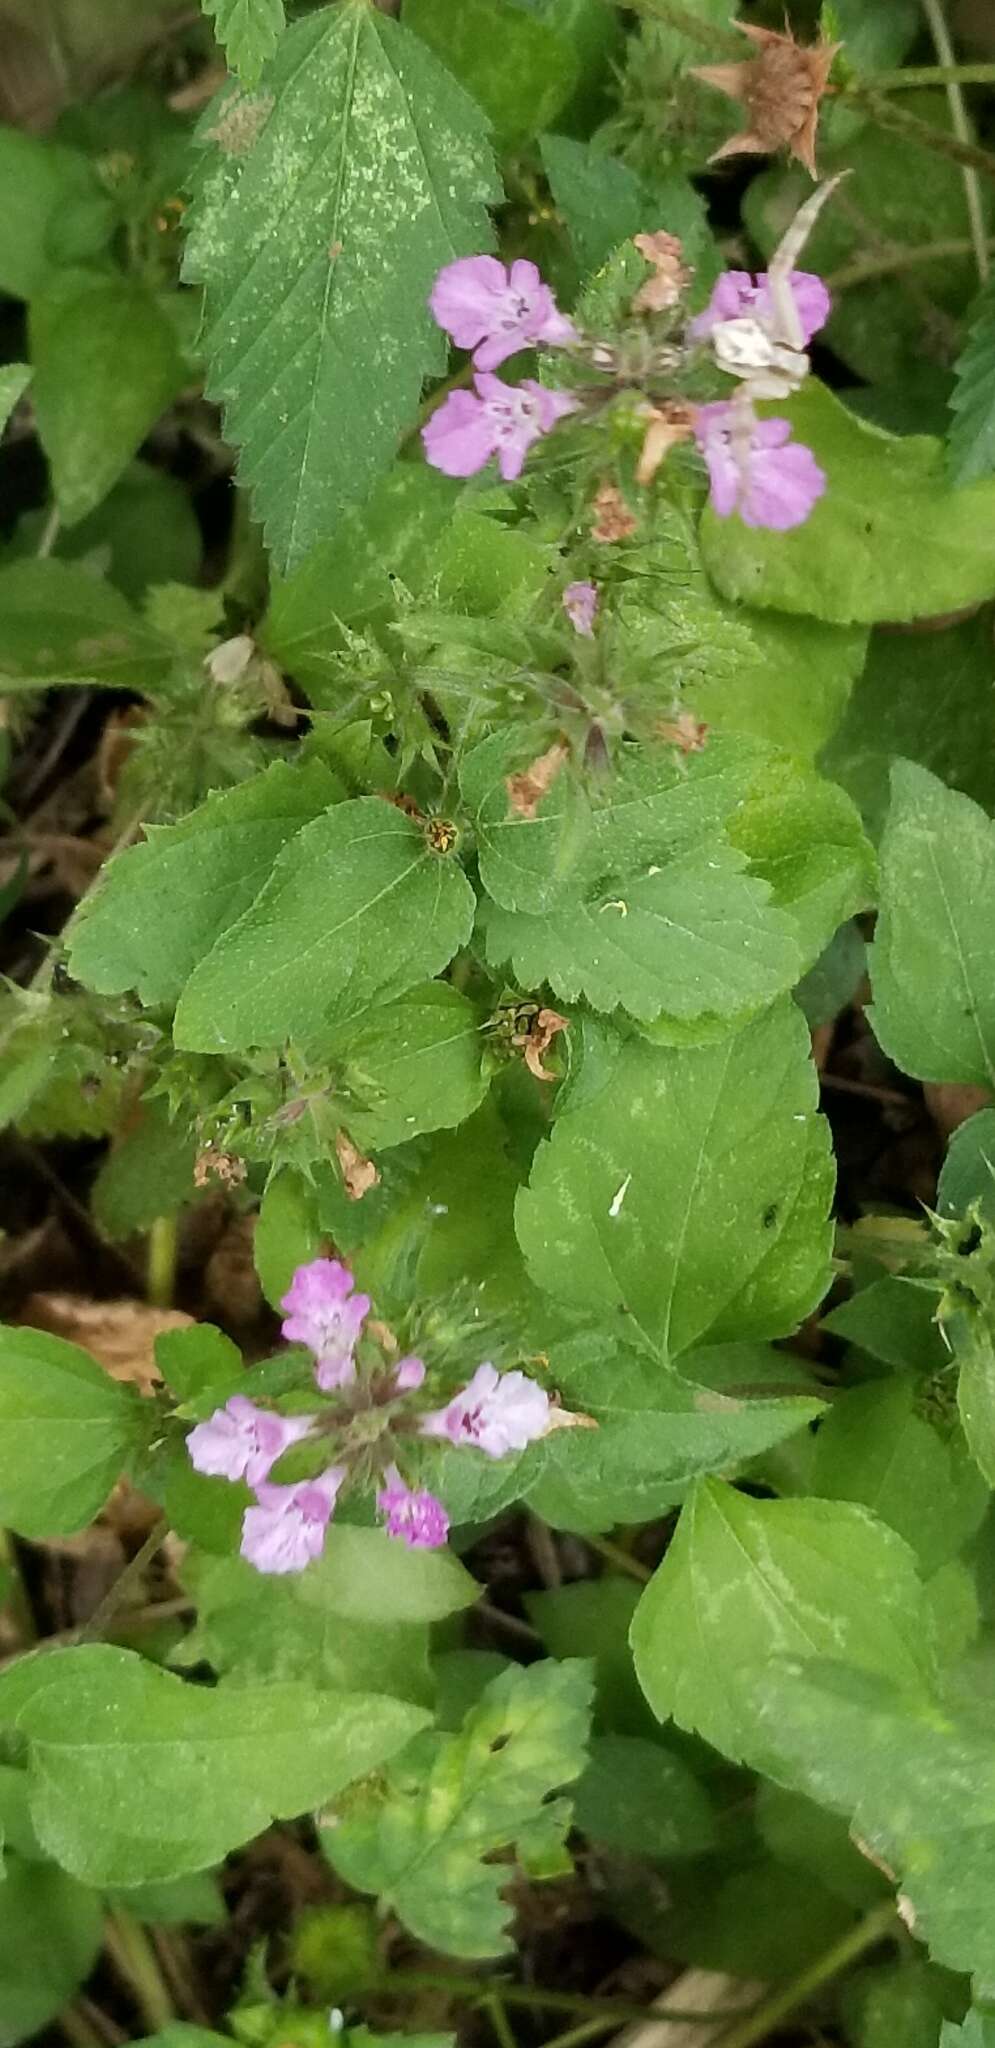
left=505, top=740, right=569, bottom=822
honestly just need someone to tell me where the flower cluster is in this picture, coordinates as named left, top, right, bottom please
left=186, top=1257, right=555, bottom=1575
left=420, top=225, right=831, bottom=533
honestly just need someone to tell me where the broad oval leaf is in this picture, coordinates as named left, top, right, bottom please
left=516, top=1001, right=834, bottom=1362
left=630, top=1479, right=934, bottom=1760
left=0, top=1324, right=144, bottom=1539
left=5, top=1644, right=427, bottom=1886
left=173, top=798, right=476, bottom=1053
left=183, top=8, right=500, bottom=571
left=68, top=756, right=341, bottom=1008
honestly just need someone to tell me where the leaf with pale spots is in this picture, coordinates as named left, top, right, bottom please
left=516, top=1001, right=833, bottom=1363
left=183, top=7, right=500, bottom=571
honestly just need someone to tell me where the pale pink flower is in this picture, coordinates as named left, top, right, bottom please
left=393, top=1355, right=426, bottom=1393
left=240, top=1464, right=346, bottom=1575
left=430, top=255, right=576, bottom=370
left=377, top=1465, right=450, bottom=1549
left=693, top=401, right=825, bottom=530
left=420, top=1361, right=551, bottom=1459
left=422, top=373, right=578, bottom=482
left=563, top=581, right=598, bottom=636
left=689, top=268, right=830, bottom=346
left=186, top=1395, right=315, bottom=1488
left=280, top=1257, right=370, bottom=1391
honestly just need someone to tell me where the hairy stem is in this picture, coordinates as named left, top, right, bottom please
left=826, top=234, right=995, bottom=288
left=75, top=1516, right=170, bottom=1646
left=868, top=62, right=995, bottom=89
left=711, top=1903, right=899, bottom=2048
left=920, top=0, right=989, bottom=279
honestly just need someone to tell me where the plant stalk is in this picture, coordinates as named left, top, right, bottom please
left=920, top=0, right=989, bottom=279
left=147, top=1213, right=179, bottom=1309
left=710, top=1903, right=898, bottom=2048
left=103, top=1910, right=175, bottom=2034
left=369, top=1972, right=759, bottom=2026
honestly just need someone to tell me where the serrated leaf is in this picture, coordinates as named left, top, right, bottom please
left=322, top=1660, right=592, bottom=1957
left=406, top=0, right=578, bottom=146
left=0, top=1325, right=145, bottom=1539
left=741, top=1658, right=995, bottom=1995
left=701, top=381, right=995, bottom=626
left=868, top=761, right=995, bottom=1087
left=317, top=982, right=487, bottom=1150
left=630, top=1479, right=934, bottom=1761
left=516, top=1001, right=833, bottom=1363
left=173, top=800, right=476, bottom=1054
left=183, top=9, right=500, bottom=571
left=483, top=842, right=800, bottom=1034
left=727, top=758, right=876, bottom=971
left=0, top=558, right=175, bottom=692
left=30, top=275, right=187, bottom=526
left=68, top=756, right=340, bottom=1009
left=1, top=1644, right=427, bottom=1887
left=203, top=0, right=285, bottom=86
left=950, top=274, right=995, bottom=484
left=0, top=364, right=28, bottom=436
left=812, top=1378, right=987, bottom=1573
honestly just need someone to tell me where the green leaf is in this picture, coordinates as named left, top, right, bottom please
left=483, top=844, right=801, bottom=1035
left=950, top=274, right=995, bottom=484
left=687, top=609, right=866, bottom=762
left=0, top=365, right=28, bottom=437
left=203, top=0, right=285, bottom=86
left=944, top=2015, right=995, bottom=2048
left=526, top=1577, right=652, bottom=1737
left=318, top=983, right=487, bottom=1150
left=0, top=1855, right=102, bottom=2048
left=0, top=558, right=175, bottom=692
left=795, top=920, right=867, bottom=1030
left=812, top=1378, right=987, bottom=1572
left=540, top=135, right=651, bottom=277
left=255, top=1164, right=324, bottom=1309
left=183, top=9, right=499, bottom=572
left=173, top=800, right=476, bottom=1054
left=756, top=1782, right=889, bottom=1912
left=155, top=1323, right=243, bottom=1404
left=522, top=1335, right=823, bottom=1533
left=741, top=1658, right=995, bottom=1992
left=727, top=759, right=876, bottom=972
left=323, top=1660, right=592, bottom=1957
left=30, top=276, right=187, bottom=526
left=106, top=1870, right=227, bottom=1926
left=820, top=1275, right=947, bottom=1374
left=955, top=1317, right=995, bottom=1489
left=868, top=761, right=995, bottom=1087
left=68, top=757, right=341, bottom=1008
left=0, top=1325, right=144, bottom=1539
left=91, top=1095, right=197, bottom=1241
left=572, top=1734, right=715, bottom=1859
left=290, top=1524, right=478, bottom=1625
left=821, top=611, right=995, bottom=840
left=701, top=381, right=995, bottom=626
left=630, top=1479, right=934, bottom=1761
left=406, top=0, right=578, bottom=145
left=0, top=126, right=110, bottom=300
left=177, top=1550, right=436, bottom=1704
left=938, top=1109, right=995, bottom=1224
left=516, top=1001, right=833, bottom=1363
left=2, top=1644, right=427, bottom=1886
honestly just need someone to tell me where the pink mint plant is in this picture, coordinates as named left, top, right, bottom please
left=421, top=1361, right=551, bottom=1459
left=186, top=1256, right=557, bottom=1575
left=562, top=581, right=599, bottom=637
left=692, top=401, right=825, bottom=530
left=422, top=375, right=577, bottom=482
left=241, top=1466, right=346, bottom=1575
left=280, top=1256, right=370, bottom=1391
left=187, top=1395, right=316, bottom=1488
left=430, top=255, right=576, bottom=370
left=690, top=268, right=830, bottom=346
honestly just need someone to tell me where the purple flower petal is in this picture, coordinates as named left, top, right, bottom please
left=420, top=1361, right=551, bottom=1459
left=429, top=254, right=576, bottom=371
left=377, top=1466, right=450, bottom=1549
left=422, top=375, right=578, bottom=483
left=562, top=580, right=598, bottom=636
left=280, top=1256, right=370, bottom=1389
left=187, top=1397, right=315, bottom=1488
left=241, top=1464, right=346, bottom=1575
left=690, top=268, right=830, bottom=346
left=394, top=1355, right=426, bottom=1393
left=693, top=400, right=824, bottom=531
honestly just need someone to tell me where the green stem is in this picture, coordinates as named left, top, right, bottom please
left=920, top=0, right=989, bottom=280
left=370, top=1972, right=759, bottom=2026
left=103, top=1911, right=175, bottom=2034
left=826, top=234, right=995, bottom=288
left=76, top=1517, right=170, bottom=1646
left=147, top=1213, right=179, bottom=1310
left=586, top=1535, right=651, bottom=1582
left=35, top=505, right=62, bottom=558
left=540, top=2021, right=617, bottom=2048
left=486, top=1994, right=518, bottom=2048
left=867, top=62, right=995, bottom=89
left=60, top=2007, right=106, bottom=2048
left=711, top=1903, right=898, bottom=2048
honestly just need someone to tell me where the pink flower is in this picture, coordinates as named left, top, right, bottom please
left=420, top=1361, right=551, bottom=1459
left=187, top=1395, right=315, bottom=1488
left=689, top=268, right=830, bottom=346
left=693, top=401, right=825, bottom=530
left=280, top=1257, right=370, bottom=1391
left=563, top=581, right=598, bottom=636
left=422, top=374, right=578, bottom=482
left=377, top=1466, right=450, bottom=1549
left=393, top=1355, right=426, bottom=1393
left=429, top=255, right=576, bottom=371
left=241, top=1464, right=346, bottom=1575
